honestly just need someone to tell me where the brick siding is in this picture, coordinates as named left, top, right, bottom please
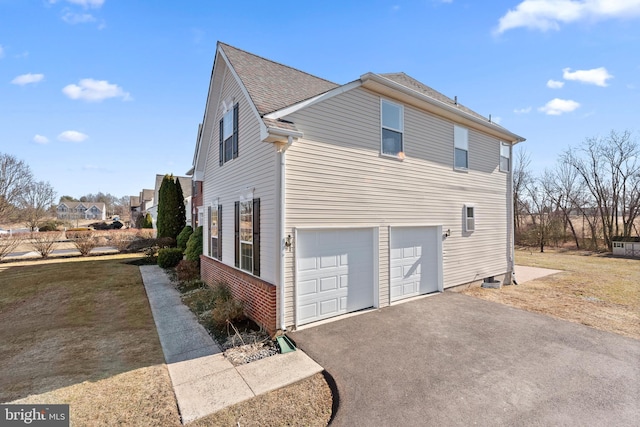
left=200, top=255, right=277, bottom=334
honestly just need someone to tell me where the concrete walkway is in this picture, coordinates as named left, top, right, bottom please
left=514, top=265, right=562, bottom=284
left=139, top=265, right=323, bottom=424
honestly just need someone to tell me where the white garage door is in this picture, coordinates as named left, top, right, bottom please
left=297, top=229, right=374, bottom=326
left=390, top=226, right=441, bottom=302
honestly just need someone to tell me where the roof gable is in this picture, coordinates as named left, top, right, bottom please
left=219, top=43, right=339, bottom=116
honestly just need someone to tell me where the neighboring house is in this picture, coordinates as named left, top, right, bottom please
left=191, top=42, right=525, bottom=334
left=129, top=195, right=141, bottom=225
left=187, top=124, right=205, bottom=228
left=57, top=201, right=106, bottom=221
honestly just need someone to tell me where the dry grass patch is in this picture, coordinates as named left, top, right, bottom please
left=461, top=249, right=640, bottom=339
left=191, top=373, right=332, bottom=427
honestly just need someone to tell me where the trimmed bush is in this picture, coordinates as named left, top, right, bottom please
left=177, top=225, right=193, bottom=251
left=157, top=247, right=183, bottom=268
left=185, top=226, right=203, bottom=263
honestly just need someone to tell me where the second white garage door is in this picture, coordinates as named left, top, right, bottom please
left=390, top=226, right=442, bottom=302
left=296, top=228, right=375, bottom=326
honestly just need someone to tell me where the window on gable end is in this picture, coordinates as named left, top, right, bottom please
left=381, top=99, right=404, bottom=157
left=219, top=103, right=239, bottom=166
left=500, top=142, right=510, bottom=172
left=454, top=125, right=469, bottom=170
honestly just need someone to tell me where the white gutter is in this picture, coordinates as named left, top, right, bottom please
left=278, top=136, right=294, bottom=331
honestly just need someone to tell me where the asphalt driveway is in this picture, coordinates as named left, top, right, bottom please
left=289, top=292, right=640, bottom=426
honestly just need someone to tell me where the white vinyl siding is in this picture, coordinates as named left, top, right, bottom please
left=283, top=87, right=510, bottom=326
left=201, top=60, right=277, bottom=284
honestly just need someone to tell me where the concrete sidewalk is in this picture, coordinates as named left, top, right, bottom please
left=139, top=265, right=323, bottom=424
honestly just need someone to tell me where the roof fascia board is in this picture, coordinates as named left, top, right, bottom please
left=217, top=46, right=268, bottom=137
left=361, top=73, right=525, bottom=143
left=264, top=80, right=362, bottom=120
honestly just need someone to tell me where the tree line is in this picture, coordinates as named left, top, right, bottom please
left=0, top=152, right=130, bottom=230
left=514, top=130, right=640, bottom=252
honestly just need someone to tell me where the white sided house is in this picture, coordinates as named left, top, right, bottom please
left=192, top=42, right=525, bottom=334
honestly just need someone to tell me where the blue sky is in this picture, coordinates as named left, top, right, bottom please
left=1, top=0, right=638, bottom=200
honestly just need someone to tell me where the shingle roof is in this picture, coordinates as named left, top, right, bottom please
left=219, top=43, right=339, bottom=116
left=380, top=72, right=498, bottom=126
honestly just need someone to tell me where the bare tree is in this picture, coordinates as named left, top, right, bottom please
left=543, top=161, right=584, bottom=248
left=527, top=173, right=561, bottom=252
left=513, top=148, right=533, bottom=232
left=562, top=130, right=640, bottom=250
left=0, top=153, right=33, bottom=222
left=19, top=180, right=57, bottom=231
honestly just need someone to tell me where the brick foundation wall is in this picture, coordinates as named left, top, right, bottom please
left=200, top=255, right=277, bottom=334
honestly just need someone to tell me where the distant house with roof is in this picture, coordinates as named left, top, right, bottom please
left=57, top=201, right=106, bottom=221
left=190, top=42, right=525, bottom=334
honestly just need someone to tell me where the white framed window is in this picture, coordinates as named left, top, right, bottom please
left=209, top=201, right=221, bottom=259
left=235, top=195, right=261, bottom=276
left=613, top=242, right=624, bottom=248
left=381, top=99, right=404, bottom=157
left=500, top=142, right=510, bottom=172
left=219, top=103, right=238, bottom=165
left=464, top=204, right=475, bottom=232
left=239, top=198, right=252, bottom=271
left=454, top=125, right=469, bottom=170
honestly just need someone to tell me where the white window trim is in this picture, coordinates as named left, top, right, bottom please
left=454, top=125, right=469, bottom=171
left=239, top=197, right=253, bottom=273
left=500, top=141, right=510, bottom=173
left=464, top=203, right=475, bottom=232
left=380, top=99, right=404, bottom=159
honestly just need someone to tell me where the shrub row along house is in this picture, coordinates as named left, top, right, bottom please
left=189, top=42, right=525, bottom=334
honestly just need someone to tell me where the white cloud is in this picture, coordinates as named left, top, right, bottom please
left=33, top=135, right=50, bottom=144
left=62, top=12, right=96, bottom=24
left=514, top=107, right=533, bottom=114
left=49, top=0, right=105, bottom=8
left=62, top=78, right=132, bottom=102
left=562, top=67, right=613, bottom=86
left=538, top=98, right=581, bottom=115
left=496, top=0, right=640, bottom=33
left=491, top=116, right=503, bottom=124
left=11, top=73, right=44, bottom=86
left=547, top=79, right=565, bottom=88
left=0, top=44, right=4, bottom=59
left=58, top=130, right=89, bottom=142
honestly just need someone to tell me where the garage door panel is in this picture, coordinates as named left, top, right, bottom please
left=297, top=229, right=374, bottom=326
left=390, top=227, right=440, bottom=302
left=320, top=276, right=338, bottom=292
left=299, top=279, right=318, bottom=296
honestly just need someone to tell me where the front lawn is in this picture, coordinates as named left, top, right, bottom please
left=461, top=250, right=640, bottom=339
left=0, top=255, right=332, bottom=426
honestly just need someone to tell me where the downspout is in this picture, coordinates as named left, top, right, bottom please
left=278, top=136, right=294, bottom=331
left=507, top=143, right=516, bottom=285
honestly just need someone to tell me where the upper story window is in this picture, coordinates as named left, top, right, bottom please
left=219, top=103, right=239, bottom=165
left=500, top=142, right=510, bottom=172
left=454, top=125, right=469, bottom=170
left=381, top=99, right=404, bottom=157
